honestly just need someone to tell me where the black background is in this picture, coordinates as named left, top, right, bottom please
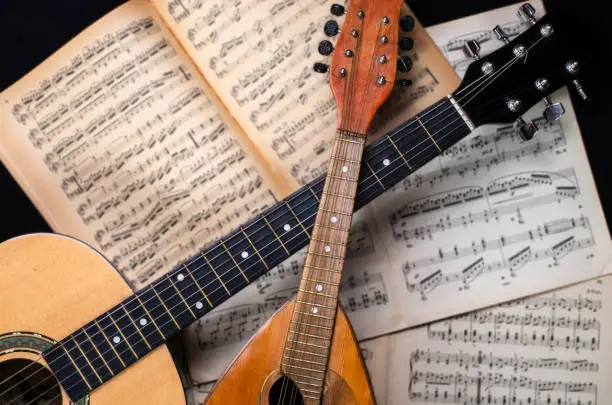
left=1, top=0, right=610, bottom=243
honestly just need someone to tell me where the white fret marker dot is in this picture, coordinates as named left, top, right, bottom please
left=283, top=224, right=291, bottom=232
left=316, top=284, right=323, bottom=292
left=177, top=274, right=185, bottom=282
left=383, top=158, right=390, bottom=166
left=330, top=216, right=338, bottom=223
left=241, top=251, right=249, bottom=259
left=196, top=301, right=204, bottom=310
left=342, top=166, right=348, bottom=173
left=112, top=336, right=121, bottom=344
left=324, top=245, right=331, bottom=253
left=139, top=318, right=147, bottom=326
left=311, top=307, right=319, bottom=314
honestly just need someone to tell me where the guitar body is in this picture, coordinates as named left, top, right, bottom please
left=204, top=298, right=375, bottom=405
left=0, top=233, right=185, bottom=405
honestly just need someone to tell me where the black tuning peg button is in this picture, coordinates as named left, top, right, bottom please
left=318, top=40, right=334, bottom=56
left=397, top=79, right=413, bottom=87
left=324, top=20, right=339, bottom=37
left=397, top=55, right=413, bottom=73
left=330, top=4, right=345, bottom=16
left=313, top=62, right=328, bottom=74
left=400, top=15, right=415, bottom=32
left=399, top=37, right=414, bottom=51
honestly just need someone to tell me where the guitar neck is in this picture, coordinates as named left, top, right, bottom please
left=44, top=95, right=474, bottom=402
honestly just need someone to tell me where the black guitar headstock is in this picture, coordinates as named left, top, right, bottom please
left=457, top=3, right=590, bottom=140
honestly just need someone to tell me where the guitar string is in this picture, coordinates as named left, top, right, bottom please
left=8, top=43, right=529, bottom=404
left=6, top=37, right=536, bottom=403
left=6, top=74, right=514, bottom=405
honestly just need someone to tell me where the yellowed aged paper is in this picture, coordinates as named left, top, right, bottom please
left=151, top=0, right=460, bottom=193
left=0, top=0, right=279, bottom=288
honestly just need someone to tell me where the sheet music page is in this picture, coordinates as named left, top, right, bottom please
left=151, top=0, right=460, bottom=193
left=0, top=0, right=278, bottom=289
left=364, top=275, right=612, bottom=405
left=181, top=0, right=611, bottom=389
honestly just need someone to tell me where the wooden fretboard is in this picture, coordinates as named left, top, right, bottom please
left=281, top=130, right=367, bottom=401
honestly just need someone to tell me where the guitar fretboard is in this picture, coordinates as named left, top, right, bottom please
left=44, top=96, right=473, bottom=403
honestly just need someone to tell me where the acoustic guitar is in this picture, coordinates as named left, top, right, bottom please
left=0, top=4, right=588, bottom=405
left=202, top=0, right=404, bottom=403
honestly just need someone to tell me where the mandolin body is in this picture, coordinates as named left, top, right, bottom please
left=204, top=298, right=376, bottom=405
left=0, top=233, right=185, bottom=405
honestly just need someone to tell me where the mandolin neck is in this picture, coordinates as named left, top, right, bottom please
left=281, top=129, right=367, bottom=400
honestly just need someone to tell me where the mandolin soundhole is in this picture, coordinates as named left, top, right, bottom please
left=267, top=375, right=305, bottom=405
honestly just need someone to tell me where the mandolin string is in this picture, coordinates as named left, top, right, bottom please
left=7, top=68, right=512, bottom=405
left=8, top=38, right=533, bottom=403
left=283, top=11, right=379, bottom=402
left=9, top=51, right=523, bottom=405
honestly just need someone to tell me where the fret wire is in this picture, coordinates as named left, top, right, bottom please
left=120, top=304, right=152, bottom=350
left=303, top=263, right=342, bottom=273
left=82, top=328, right=114, bottom=376
left=307, top=185, right=321, bottom=202
left=286, top=338, right=330, bottom=349
left=295, top=300, right=336, bottom=310
left=289, top=372, right=324, bottom=382
left=417, top=115, right=442, bottom=152
left=109, top=312, right=139, bottom=359
left=166, top=274, right=197, bottom=319
left=291, top=378, right=324, bottom=387
left=310, top=237, right=347, bottom=247
left=219, top=240, right=250, bottom=282
left=302, top=277, right=339, bottom=286
left=262, top=216, right=290, bottom=255
left=308, top=251, right=345, bottom=261
left=184, top=264, right=214, bottom=308
left=321, top=190, right=354, bottom=199
left=283, top=354, right=328, bottom=367
left=94, top=320, right=126, bottom=368
left=386, top=135, right=413, bottom=169
left=240, top=226, right=269, bottom=270
left=330, top=155, right=361, bottom=164
left=150, top=285, right=181, bottom=329
left=288, top=329, right=332, bottom=340
left=325, top=173, right=359, bottom=182
left=285, top=347, right=328, bottom=357
left=199, top=252, right=231, bottom=296
left=61, top=345, right=93, bottom=390
left=283, top=363, right=326, bottom=374
left=290, top=319, right=333, bottom=330
left=295, top=311, right=334, bottom=320
left=317, top=207, right=352, bottom=216
left=70, top=336, right=103, bottom=384
left=284, top=202, right=311, bottom=237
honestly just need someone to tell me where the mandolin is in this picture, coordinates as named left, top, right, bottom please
left=203, top=0, right=404, bottom=403
left=0, top=4, right=589, bottom=405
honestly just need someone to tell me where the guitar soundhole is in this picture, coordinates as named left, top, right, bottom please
left=0, top=358, right=62, bottom=404
left=268, top=375, right=306, bottom=405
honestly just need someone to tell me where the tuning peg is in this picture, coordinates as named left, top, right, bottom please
left=324, top=20, right=340, bottom=37
left=516, top=117, right=538, bottom=141
left=543, top=99, right=566, bottom=122
left=400, top=15, right=415, bottom=32
left=318, top=40, right=334, bottom=56
left=396, top=79, right=413, bottom=87
left=518, top=3, right=537, bottom=25
left=313, top=62, right=328, bottom=74
left=330, top=3, right=345, bottom=16
left=397, top=55, right=413, bottom=73
left=463, top=40, right=481, bottom=60
left=399, top=37, right=414, bottom=51
left=493, top=25, right=510, bottom=43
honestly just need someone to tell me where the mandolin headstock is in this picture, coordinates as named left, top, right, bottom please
left=327, top=0, right=403, bottom=135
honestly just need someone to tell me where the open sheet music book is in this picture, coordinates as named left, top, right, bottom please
left=0, top=0, right=458, bottom=290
